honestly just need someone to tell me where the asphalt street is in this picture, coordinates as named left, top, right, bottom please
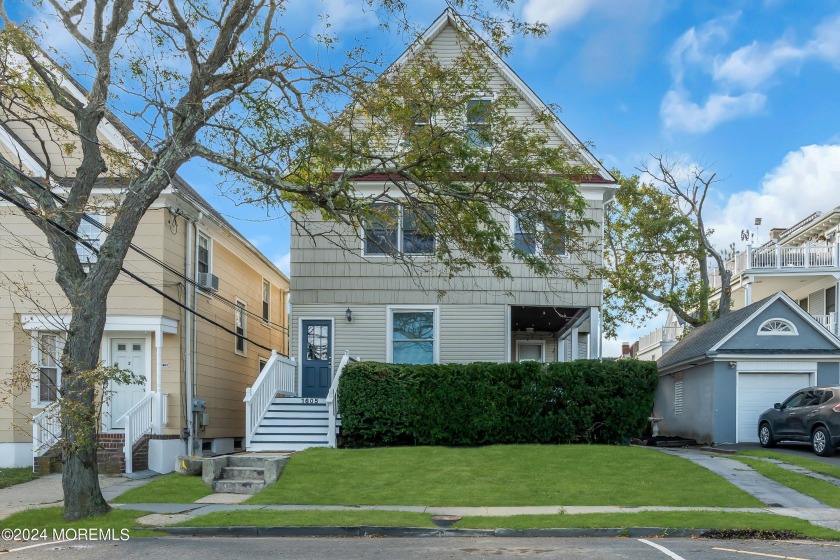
left=3, top=536, right=840, bottom=560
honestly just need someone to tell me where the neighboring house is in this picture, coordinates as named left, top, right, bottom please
left=243, top=9, right=616, bottom=451
left=633, top=310, right=687, bottom=362
left=0, top=56, right=289, bottom=471
left=710, top=205, right=840, bottom=337
left=654, top=292, right=840, bottom=444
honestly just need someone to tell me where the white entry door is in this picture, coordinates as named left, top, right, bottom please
left=737, top=372, right=811, bottom=442
left=110, top=338, right=147, bottom=429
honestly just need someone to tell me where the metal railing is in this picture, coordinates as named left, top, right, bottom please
left=327, top=351, right=357, bottom=448
left=244, top=350, right=297, bottom=449
left=117, top=392, right=155, bottom=474
left=32, top=401, right=61, bottom=460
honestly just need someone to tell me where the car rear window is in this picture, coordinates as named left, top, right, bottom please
left=821, top=391, right=834, bottom=404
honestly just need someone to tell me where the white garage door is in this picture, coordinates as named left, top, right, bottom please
left=737, top=372, right=811, bottom=442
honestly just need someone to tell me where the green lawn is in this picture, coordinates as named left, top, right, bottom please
left=0, top=507, right=162, bottom=537
left=246, top=445, right=763, bottom=507
left=177, top=509, right=840, bottom=540
left=739, top=450, right=840, bottom=480
left=733, top=457, right=840, bottom=508
left=0, top=468, right=38, bottom=489
left=115, top=473, right=214, bottom=504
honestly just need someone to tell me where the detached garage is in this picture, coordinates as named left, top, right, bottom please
left=654, top=292, right=840, bottom=444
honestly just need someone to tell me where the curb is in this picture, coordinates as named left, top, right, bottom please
left=155, top=526, right=706, bottom=538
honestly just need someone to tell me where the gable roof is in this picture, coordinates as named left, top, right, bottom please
left=657, top=291, right=840, bottom=372
left=386, top=8, right=615, bottom=184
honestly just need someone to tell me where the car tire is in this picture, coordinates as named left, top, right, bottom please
left=811, top=426, right=836, bottom=457
left=759, top=423, right=776, bottom=448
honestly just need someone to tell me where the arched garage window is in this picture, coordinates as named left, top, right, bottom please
left=757, top=318, right=798, bottom=336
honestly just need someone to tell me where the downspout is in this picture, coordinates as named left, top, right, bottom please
left=184, top=213, right=195, bottom=456
left=191, top=212, right=203, bottom=454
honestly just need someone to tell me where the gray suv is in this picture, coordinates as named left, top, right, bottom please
left=758, top=386, right=840, bottom=456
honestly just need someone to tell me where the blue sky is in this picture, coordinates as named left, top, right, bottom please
left=11, top=0, right=840, bottom=354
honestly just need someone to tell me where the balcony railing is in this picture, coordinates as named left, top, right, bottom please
left=710, top=242, right=840, bottom=288
left=638, top=325, right=685, bottom=352
left=812, top=312, right=838, bottom=336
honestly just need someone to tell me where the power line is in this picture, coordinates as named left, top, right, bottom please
left=0, top=185, right=279, bottom=354
left=0, top=157, right=288, bottom=334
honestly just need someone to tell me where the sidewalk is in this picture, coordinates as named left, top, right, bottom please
left=0, top=470, right=158, bottom=520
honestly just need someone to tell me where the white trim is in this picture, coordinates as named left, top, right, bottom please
left=196, top=229, right=213, bottom=276
left=103, top=334, right=153, bottom=432
left=234, top=297, right=248, bottom=356
left=30, top=331, right=64, bottom=408
left=0, top=125, right=46, bottom=176
left=516, top=340, right=545, bottom=362
left=736, top=360, right=818, bottom=372
left=360, top=203, right=436, bottom=259
left=297, top=317, right=336, bottom=392
left=756, top=318, right=799, bottom=336
left=504, top=304, right=511, bottom=362
left=386, top=305, right=440, bottom=364
left=261, top=277, right=271, bottom=324
left=509, top=213, right=568, bottom=258
left=21, top=314, right=177, bottom=334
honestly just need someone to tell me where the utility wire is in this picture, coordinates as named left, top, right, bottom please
left=0, top=186, right=278, bottom=354
left=0, top=157, right=289, bottom=334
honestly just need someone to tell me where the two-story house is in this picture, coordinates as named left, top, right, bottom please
left=0, top=55, right=290, bottom=473
left=242, top=9, right=616, bottom=452
left=709, top=206, right=840, bottom=336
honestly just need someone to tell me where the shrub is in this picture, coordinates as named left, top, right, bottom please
left=337, top=359, right=658, bottom=447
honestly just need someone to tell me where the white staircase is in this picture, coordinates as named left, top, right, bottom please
left=248, top=397, right=333, bottom=451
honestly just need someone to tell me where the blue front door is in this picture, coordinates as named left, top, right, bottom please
left=301, top=320, right=332, bottom=398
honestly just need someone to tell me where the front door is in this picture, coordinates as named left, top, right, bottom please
left=109, top=338, right=147, bottom=429
left=301, top=320, right=331, bottom=398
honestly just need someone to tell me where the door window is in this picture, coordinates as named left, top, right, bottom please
left=306, top=325, right=329, bottom=361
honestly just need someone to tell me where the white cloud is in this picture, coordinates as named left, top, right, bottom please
left=713, top=39, right=804, bottom=90
left=522, top=0, right=599, bottom=29
left=273, top=251, right=291, bottom=276
left=660, top=89, right=765, bottom=134
left=708, top=144, right=840, bottom=249
left=309, top=0, right=378, bottom=37
left=667, top=15, right=737, bottom=84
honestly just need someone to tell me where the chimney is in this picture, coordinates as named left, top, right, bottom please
left=621, top=342, right=631, bottom=357
left=769, top=227, right=786, bottom=242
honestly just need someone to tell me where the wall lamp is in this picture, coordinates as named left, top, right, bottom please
left=729, top=361, right=737, bottom=368
left=346, top=308, right=353, bottom=322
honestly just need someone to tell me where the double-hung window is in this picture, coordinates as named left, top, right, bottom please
left=512, top=211, right=566, bottom=257
left=197, top=233, right=211, bottom=275
left=365, top=204, right=435, bottom=255
left=262, top=279, right=271, bottom=322
left=466, top=99, right=491, bottom=148
left=37, top=333, right=62, bottom=403
left=390, top=308, right=436, bottom=364
left=235, top=300, right=247, bottom=355
left=76, top=213, right=105, bottom=268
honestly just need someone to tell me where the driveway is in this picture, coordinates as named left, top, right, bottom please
left=714, top=442, right=840, bottom=466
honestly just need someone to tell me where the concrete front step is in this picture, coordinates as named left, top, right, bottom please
left=220, top=466, right=264, bottom=480
left=247, top=442, right=329, bottom=452
left=212, top=478, right=266, bottom=494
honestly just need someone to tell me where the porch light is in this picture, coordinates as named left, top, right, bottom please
left=346, top=308, right=353, bottom=322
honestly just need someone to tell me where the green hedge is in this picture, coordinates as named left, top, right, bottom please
left=337, top=359, right=658, bottom=447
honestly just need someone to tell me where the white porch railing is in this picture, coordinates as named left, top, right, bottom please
left=117, top=392, right=155, bottom=474
left=710, top=242, right=840, bottom=290
left=327, top=351, right=356, bottom=448
left=812, top=312, right=838, bottom=336
left=32, top=401, right=61, bottom=460
left=637, top=325, right=685, bottom=352
left=244, top=350, right=297, bottom=449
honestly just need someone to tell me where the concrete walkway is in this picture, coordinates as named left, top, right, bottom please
left=0, top=470, right=158, bottom=520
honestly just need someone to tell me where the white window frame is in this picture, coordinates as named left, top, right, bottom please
left=362, top=203, right=436, bottom=258
left=196, top=230, right=213, bottom=276
left=516, top=340, right=545, bottom=362
left=510, top=213, right=568, bottom=258
left=757, top=318, right=799, bottom=336
left=258, top=356, right=268, bottom=375
left=466, top=97, right=493, bottom=149
left=386, top=305, right=439, bottom=364
left=234, top=298, right=247, bottom=356
left=261, top=278, right=271, bottom=323
left=76, top=213, right=106, bottom=269
left=31, top=332, right=64, bottom=408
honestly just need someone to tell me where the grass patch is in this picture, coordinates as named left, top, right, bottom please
left=734, top=457, right=840, bottom=508
left=247, top=445, right=762, bottom=507
left=181, top=510, right=435, bottom=528
left=0, top=507, right=162, bottom=537
left=0, top=468, right=38, bottom=489
left=739, top=450, right=840, bottom=480
left=459, top=511, right=840, bottom=540
left=115, top=474, right=214, bottom=504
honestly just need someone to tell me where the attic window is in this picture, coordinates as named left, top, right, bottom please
left=757, top=319, right=798, bottom=336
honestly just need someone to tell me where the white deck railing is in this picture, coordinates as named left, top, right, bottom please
left=710, top=242, right=840, bottom=289
left=32, top=401, right=61, bottom=460
left=117, top=392, right=155, bottom=474
left=244, top=350, right=296, bottom=449
left=812, top=313, right=838, bottom=336
left=637, top=325, right=685, bottom=352
left=327, top=351, right=356, bottom=448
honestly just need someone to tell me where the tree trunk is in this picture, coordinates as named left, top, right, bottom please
left=60, top=295, right=110, bottom=520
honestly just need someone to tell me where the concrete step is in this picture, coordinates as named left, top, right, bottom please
left=220, top=466, right=264, bottom=480
left=247, top=442, right=329, bottom=452
left=212, top=478, right=266, bottom=494
left=227, top=455, right=289, bottom=468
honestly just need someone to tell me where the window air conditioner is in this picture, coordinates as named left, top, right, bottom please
left=197, top=272, right=219, bottom=292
